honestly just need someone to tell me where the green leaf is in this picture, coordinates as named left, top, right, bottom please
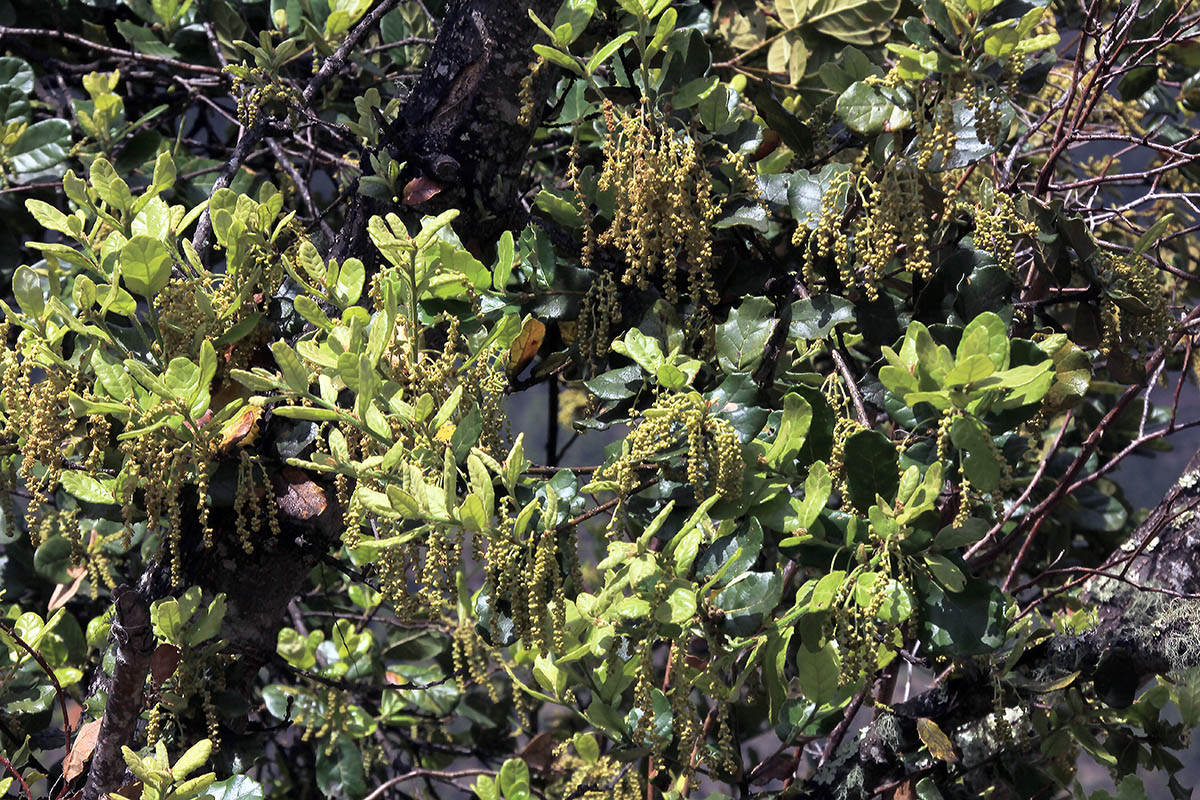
left=920, top=99, right=1016, bottom=171
left=933, top=517, right=988, bottom=549
left=271, top=341, right=311, bottom=395
left=10, top=119, right=71, bottom=175
left=764, top=393, right=812, bottom=469
left=60, top=472, right=116, bottom=504
left=835, top=80, right=910, bottom=136
left=90, top=157, right=133, bottom=213
left=712, top=571, right=782, bottom=635
left=611, top=328, right=664, bottom=374
left=25, top=198, right=74, bottom=236
left=842, top=430, right=898, bottom=511
left=943, top=354, right=994, bottom=388
left=172, top=739, right=212, bottom=780
left=799, top=460, right=831, bottom=528
left=789, top=164, right=852, bottom=229
left=121, top=235, right=172, bottom=297
left=499, top=758, right=530, bottom=799
left=316, top=739, right=367, bottom=800
left=335, top=258, right=365, bottom=306
left=807, top=0, right=899, bottom=44
left=949, top=416, right=1001, bottom=492
left=0, top=57, right=34, bottom=94
left=924, top=553, right=966, bottom=592
left=494, top=230, right=516, bottom=289
left=919, top=573, right=1006, bottom=656
left=1134, top=213, right=1173, bottom=255
left=586, top=30, right=637, bottom=76
left=34, top=535, right=74, bottom=583
left=12, top=265, right=45, bottom=319
left=717, top=297, right=777, bottom=374
left=533, top=44, right=585, bottom=76
left=775, top=0, right=810, bottom=28
left=789, top=294, right=854, bottom=340
left=585, top=366, right=643, bottom=400
left=795, top=642, right=841, bottom=703
left=672, top=76, right=720, bottom=109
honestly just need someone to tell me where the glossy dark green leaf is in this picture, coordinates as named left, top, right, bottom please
left=789, top=294, right=854, bottom=340
left=712, top=571, right=782, bottom=635
left=205, top=775, right=267, bottom=800
left=696, top=518, right=763, bottom=584
left=716, top=297, right=776, bottom=374
left=842, top=429, right=899, bottom=510
left=0, top=57, right=34, bottom=94
left=585, top=366, right=643, bottom=400
left=316, top=738, right=366, bottom=800
left=949, top=416, right=1002, bottom=493
left=34, top=535, right=74, bottom=584
left=918, top=573, right=1006, bottom=656
left=835, top=80, right=909, bottom=135
left=10, top=119, right=71, bottom=175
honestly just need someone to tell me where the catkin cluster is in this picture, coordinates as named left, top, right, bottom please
left=972, top=190, right=1036, bottom=276
left=596, top=101, right=720, bottom=304
left=1093, top=251, right=1173, bottom=361
left=601, top=391, right=744, bottom=504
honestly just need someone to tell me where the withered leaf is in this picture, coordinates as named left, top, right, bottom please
left=403, top=175, right=443, bottom=205
left=62, top=719, right=100, bottom=781
left=151, top=643, right=181, bottom=690
left=274, top=467, right=328, bottom=520
left=216, top=405, right=261, bottom=453
left=916, top=717, right=958, bottom=763
left=507, top=317, right=545, bottom=378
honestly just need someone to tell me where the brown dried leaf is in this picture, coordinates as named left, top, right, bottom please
left=520, top=732, right=555, bottom=772
left=507, top=317, right=545, bottom=377
left=748, top=753, right=797, bottom=785
left=916, top=717, right=958, bottom=763
left=62, top=719, right=100, bottom=781
left=114, top=779, right=143, bottom=799
left=216, top=405, right=261, bottom=453
left=150, top=643, right=181, bottom=690
left=403, top=176, right=443, bottom=205
left=274, top=468, right=328, bottom=520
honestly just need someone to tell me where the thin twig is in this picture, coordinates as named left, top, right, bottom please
left=0, top=26, right=223, bottom=75
left=0, top=619, right=73, bottom=772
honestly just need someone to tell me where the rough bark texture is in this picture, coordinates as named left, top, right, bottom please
left=1086, top=446, right=1200, bottom=628
left=82, top=585, right=154, bottom=800
left=332, top=0, right=559, bottom=263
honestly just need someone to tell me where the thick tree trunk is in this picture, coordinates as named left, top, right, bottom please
left=332, top=0, right=559, bottom=263
left=82, top=586, right=154, bottom=800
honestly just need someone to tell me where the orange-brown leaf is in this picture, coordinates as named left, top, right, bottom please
left=520, top=731, right=555, bottom=772
left=150, top=643, right=181, bottom=690
left=274, top=468, right=328, bottom=520
left=403, top=176, right=443, bottom=205
left=48, top=567, right=87, bottom=612
left=507, top=317, right=545, bottom=377
left=216, top=405, right=261, bottom=453
left=62, top=719, right=100, bottom=781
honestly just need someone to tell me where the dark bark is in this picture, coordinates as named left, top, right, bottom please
left=82, top=585, right=155, bottom=800
left=191, top=469, right=343, bottom=668
left=331, top=0, right=559, bottom=263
